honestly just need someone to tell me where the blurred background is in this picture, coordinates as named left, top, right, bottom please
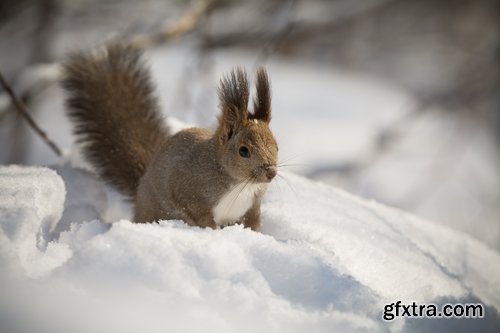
left=0, top=0, right=499, bottom=250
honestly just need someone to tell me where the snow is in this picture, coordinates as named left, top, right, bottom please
left=0, top=166, right=70, bottom=279
left=1, top=165, right=499, bottom=332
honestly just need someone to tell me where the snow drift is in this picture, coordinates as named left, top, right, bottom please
left=0, top=165, right=499, bottom=333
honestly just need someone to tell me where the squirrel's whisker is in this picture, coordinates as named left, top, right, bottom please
left=277, top=153, right=303, bottom=166
left=276, top=173, right=297, bottom=197
left=277, top=163, right=310, bottom=168
left=223, top=175, right=254, bottom=223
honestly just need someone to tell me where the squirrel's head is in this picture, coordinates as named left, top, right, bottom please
left=216, top=67, right=278, bottom=184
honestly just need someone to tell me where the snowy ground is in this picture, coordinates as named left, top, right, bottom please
left=1, top=165, right=499, bottom=333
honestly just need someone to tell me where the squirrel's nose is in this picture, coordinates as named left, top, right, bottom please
left=265, top=166, right=277, bottom=181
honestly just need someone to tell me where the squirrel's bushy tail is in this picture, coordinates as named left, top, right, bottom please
left=62, top=44, right=168, bottom=198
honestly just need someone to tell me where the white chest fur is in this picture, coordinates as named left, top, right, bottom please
left=212, top=182, right=265, bottom=227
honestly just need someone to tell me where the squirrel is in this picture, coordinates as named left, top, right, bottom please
left=62, top=44, right=278, bottom=231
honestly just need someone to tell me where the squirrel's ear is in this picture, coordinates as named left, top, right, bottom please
left=252, top=67, right=272, bottom=123
left=217, top=67, right=249, bottom=141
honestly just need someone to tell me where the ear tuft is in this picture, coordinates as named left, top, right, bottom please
left=252, top=67, right=272, bottom=123
left=218, top=67, right=249, bottom=117
left=217, top=67, right=250, bottom=143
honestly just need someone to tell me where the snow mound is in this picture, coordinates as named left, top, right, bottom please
left=0, top=165, right=499, bottom=333
left=0, top=166, right=70, bottom=278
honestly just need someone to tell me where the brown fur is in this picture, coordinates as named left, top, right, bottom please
left=63, top=44, right=278, bottom=231
left=62, top=44, right=168, bottom=198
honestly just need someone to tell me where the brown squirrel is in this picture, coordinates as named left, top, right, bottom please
left=62, top=44, right=278, bottom=231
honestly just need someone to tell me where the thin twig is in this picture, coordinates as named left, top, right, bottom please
left=0, top=71, right=62, bottom=157
left=254, top=0, right=296, bottom=66
left=127, top=0, right=218, bottom=49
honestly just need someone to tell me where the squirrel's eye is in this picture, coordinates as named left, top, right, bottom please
left=239, top=146, right=250, bottom=158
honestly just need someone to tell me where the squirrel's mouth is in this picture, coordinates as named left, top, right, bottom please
left=253, top=165, right=277, bottom=183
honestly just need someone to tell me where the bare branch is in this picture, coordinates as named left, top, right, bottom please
left=126, top=0, right=218, bottom=49
left=0, top=71, right=62, bottom=157
left=254, top=0, right=297, bottom=66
